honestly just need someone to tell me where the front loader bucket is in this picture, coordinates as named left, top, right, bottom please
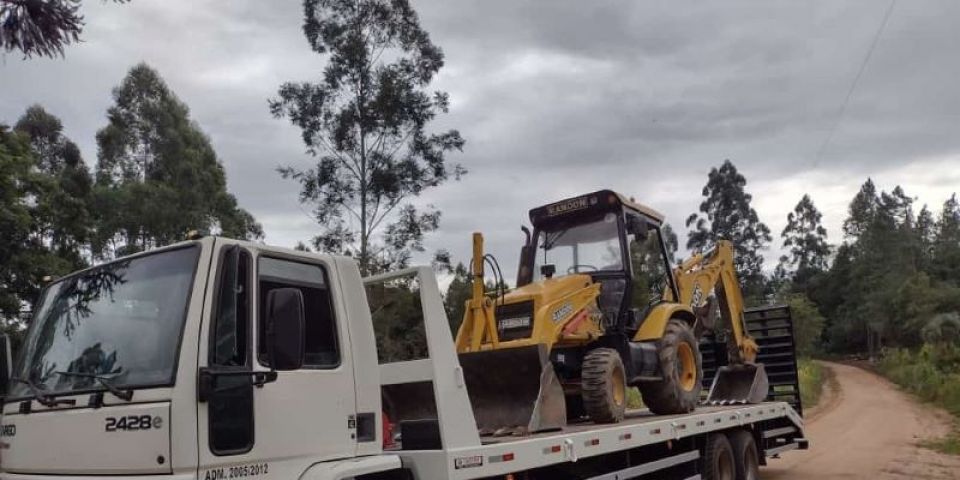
left=705, top=363, right=769, bottom=406
left=459, top=344, right=566, bottom=435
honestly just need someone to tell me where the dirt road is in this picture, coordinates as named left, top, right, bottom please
left=763, top=361, right=960, bottom=479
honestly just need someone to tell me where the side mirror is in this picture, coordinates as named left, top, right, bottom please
left=265, top=288, right=305, bottom=371
left=540, top=264, right=556, bottom=279
left=0, top=335, right=10, bottom=397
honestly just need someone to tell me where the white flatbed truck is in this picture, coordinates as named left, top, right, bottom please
left=0, top=237, right=806, bottom=480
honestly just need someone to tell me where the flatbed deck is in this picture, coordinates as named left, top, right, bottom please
left=394, top=402, right=804, bottom=479
left=479, top=403, right=801, bottom=445
left=367, top=268, right=808, bottom=479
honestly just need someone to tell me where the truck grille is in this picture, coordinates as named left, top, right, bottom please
left=495, top=301, right=535, bottom=341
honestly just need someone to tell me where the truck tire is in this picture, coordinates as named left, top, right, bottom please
left=581, top=348, right=627, bottom=423
left=701, top=433, right=736, bottom=480
left=728, top=429, right=760, bottom=480
left=638, top=319, right=702, bottom=414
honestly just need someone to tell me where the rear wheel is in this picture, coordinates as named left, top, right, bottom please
left=701, top=433, right=736, bottom=480
left=581, top=348, right=627, bottom=423
left=729, top=429, right=760, bottom=480
left=638, top=319, right=703, bottom=414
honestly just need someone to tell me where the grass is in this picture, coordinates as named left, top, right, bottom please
left=920, top=432, right=960, bottom=455
left=878, top=345, right=960, bottom=455
left=798, top=358, right=825, bottom=409
left=626, top=387, right=643, bottom=409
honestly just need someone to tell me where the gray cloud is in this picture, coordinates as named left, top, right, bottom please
left=3, top=0, right=960, bottom=279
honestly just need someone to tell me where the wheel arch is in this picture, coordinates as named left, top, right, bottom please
left=632, top=303, right=697, bottom=341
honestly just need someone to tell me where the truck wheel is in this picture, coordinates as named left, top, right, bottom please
left=638, top=319, right=702, bottom=414
left=728, top=429, right=760, bottom=480
left=581, top=348, right=627, bottom=423
left=702, top=433, right=735, bottom=480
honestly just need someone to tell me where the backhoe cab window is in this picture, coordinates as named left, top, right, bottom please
left=628, top=218, right=672, bottom=308
left=257, top=258, right=339, bottom=368
left=534, top=212, right=624, bottom=280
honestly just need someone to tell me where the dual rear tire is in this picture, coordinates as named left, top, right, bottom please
left=702, top=430, right=760, bottom=480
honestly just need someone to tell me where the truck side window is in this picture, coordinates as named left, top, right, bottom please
left=211, top=247, right=250, bottom=367
left=257, top=257, right=340, bottom=368
left=209, top=246, right=254, bottom=455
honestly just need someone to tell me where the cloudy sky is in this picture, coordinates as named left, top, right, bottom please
left=3, top=0, right=960, bottom=275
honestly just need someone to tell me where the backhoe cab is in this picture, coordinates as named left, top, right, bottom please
left=454, top=190, right=771, bottom=435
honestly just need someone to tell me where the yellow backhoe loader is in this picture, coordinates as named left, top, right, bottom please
left=454, top=190, right=774, bottom=435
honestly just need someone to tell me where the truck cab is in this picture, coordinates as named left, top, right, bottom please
left=1, top=237, right=385, bottom=480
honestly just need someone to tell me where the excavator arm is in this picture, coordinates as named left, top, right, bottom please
left=671, top=241, right=767, bottom=405
left=672, top=240, right=759, bottom=364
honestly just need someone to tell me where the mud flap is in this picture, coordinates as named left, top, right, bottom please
left=705, top=363, right=769, bottom=405
left=459, top=344, right=567, bottom=435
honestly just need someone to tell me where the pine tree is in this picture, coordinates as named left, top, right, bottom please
left=0, top=125, right=37, bottom=320
left=0, top=0, right=129, bottom=58
left=685, top=160, right=771, bottom=298
left=443, top=262, right=472, bottom=334
left=95, top=63, right=261, bottom=257
left=14, top=105, right=92, bottom=262
left=915, top=204, right=936, bottom=272
left=842, top=179, right=878, bottom=240
left=932, top=193, right=960, bottom=281
left=0, top=124, right=83, bottom=334
left=780, top=194, right=831, bottom=289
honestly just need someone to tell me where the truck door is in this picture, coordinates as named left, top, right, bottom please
left=197, top=245, right=358, bottom=480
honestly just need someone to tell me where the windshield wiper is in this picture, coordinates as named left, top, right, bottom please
left=11, top=377, right=75, bottom=407
left=55, top=371, right=134, bottom=401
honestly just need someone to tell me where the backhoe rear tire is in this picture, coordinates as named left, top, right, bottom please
left=581, top=348, right=627, bottom=424
left=638, top=319, right=703, bottom=414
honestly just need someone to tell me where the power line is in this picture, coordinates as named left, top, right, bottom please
left=812, top=0, right=896, bottom=167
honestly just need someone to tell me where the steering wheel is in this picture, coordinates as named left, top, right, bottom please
left=567, top=264, right=598, bottom=274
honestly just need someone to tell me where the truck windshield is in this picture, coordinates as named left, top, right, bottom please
left=8, top=246, right=200, bottom=400
left=534, top=212, right=623, bottom=280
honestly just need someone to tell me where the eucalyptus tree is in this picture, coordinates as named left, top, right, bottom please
left=271, top=0, right=465, bottom=275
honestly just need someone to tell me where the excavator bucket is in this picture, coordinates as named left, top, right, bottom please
left=705, top=363, right=769, bottom=405
left=459, top=344, right=566, bottom=435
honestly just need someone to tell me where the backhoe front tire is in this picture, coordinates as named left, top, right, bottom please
left=638, top=319, right=703, bottom=414
left=581, top=348, right=627, bottom=424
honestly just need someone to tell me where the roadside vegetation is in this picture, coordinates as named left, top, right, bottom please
left=879, top=344, right=960, bottom=454
left=798, top=359, right=825, bottom=409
